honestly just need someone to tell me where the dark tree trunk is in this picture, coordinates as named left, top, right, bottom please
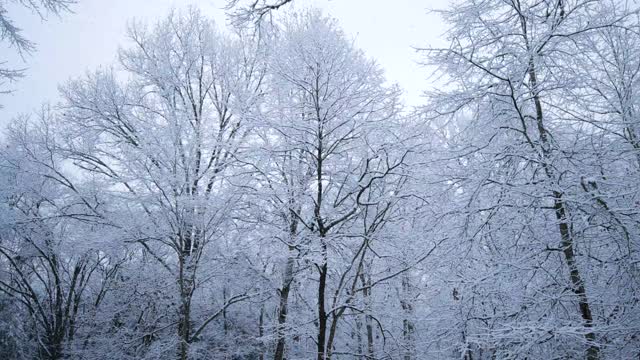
left=400, top=276, right=415, bottom=360
left=274, top=250, right=295, bottom=360
left=177, top=253, right=195, bottom=360
left=317, top=259, right=328, bottom=360
left=554, top=193, right=599, bottom=360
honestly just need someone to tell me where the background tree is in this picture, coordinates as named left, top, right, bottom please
left=0, top=110, right=122, bottom=359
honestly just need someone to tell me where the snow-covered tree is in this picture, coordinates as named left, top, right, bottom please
left=420, top=0, right=640, bottom=358
left=1, top=2, right=639, bottom=359
left=0, top=109, right=123, bottom=359
left=57, top=8, right=265, bottom=359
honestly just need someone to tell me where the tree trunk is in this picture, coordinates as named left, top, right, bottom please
left=259, top=306, right=265, bottom=360
left=554, top=193, right=599, bottom=360
left=178, top=255, right=194, bottom=360
left=274, top=248, right=295, bottom=360
left=355, top=313, right=364, bottom=359
left=363, top=276, right=374, bottom=360
left=317, top=258, right=328, bottom=360
left=400, top=276, right=415, bottom=360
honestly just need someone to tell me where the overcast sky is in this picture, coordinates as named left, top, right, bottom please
left=1, top=0, right=448, bottom=126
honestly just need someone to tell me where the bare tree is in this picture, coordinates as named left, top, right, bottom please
left=422, top=0, right=640, bottom=358
left=260, top=10, right=427, bottom=359
left=57, top=8, right=265, bottom=359
left=2, top=3, right=638, bottom=359
left=0, top=111, right=121, bottom=359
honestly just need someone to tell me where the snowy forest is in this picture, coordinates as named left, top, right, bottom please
left=1, top=0, right=640, bottom=359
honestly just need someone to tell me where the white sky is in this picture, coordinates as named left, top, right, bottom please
left=1, top=0, right=448, bottom=126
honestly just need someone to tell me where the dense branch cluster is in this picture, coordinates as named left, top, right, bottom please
left=1, top=1, right=640, bottom=359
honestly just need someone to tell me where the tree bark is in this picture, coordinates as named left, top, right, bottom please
left=274, top=248, right=295, bottom=360
left=317, top=255, right=328, bottom=360
left=554, top=193, right=599, bottom=360
left=177, top=256, right=194, bottom=360
left=259, top=306, right=265, bottom=360
left=400, top=276, right=415, bottom=360
left=362, top=275, right=374, bottom=360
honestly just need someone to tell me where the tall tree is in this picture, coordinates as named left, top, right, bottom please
left=57, top=8, right=265, bottom=359
left=422, top=0, right=640, bottom=358
left=261, top=10, right=416, bottom=359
